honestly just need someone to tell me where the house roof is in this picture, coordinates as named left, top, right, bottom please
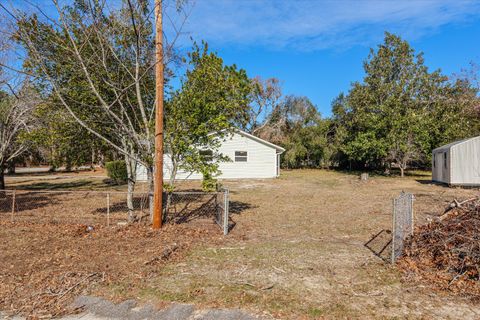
left=433, top=136, right=480, bottom=153
left=235, top=129, right=286, bottom=153
left=210, top=128, right=285, bottom=153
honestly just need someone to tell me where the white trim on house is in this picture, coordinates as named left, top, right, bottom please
left=136, top=129, right=285, bottom=181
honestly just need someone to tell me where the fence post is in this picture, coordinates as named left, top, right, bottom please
left=391, top=197, right=396, bottom=264
left=410, top=194, right=414, bottom=235
left=391, top=192, right=414, bottom=264
left=106, top=193, right=110, bottom=227
left=223, top=188, right=229, bottom=235
left=11, top=190, right=16, bottom=222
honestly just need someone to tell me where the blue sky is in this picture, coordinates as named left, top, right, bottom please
left=4, top=0, right=480, bottom=117
left=171, top=0, right=480, bottom=117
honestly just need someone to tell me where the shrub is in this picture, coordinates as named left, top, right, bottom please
left=105, top=160, right=128, bottom=185
left=201, top=171, right=217, bottom=192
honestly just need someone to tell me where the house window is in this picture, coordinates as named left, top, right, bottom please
left=444, top=152, right=447, bottom=169
left=199, top=150, right=213, bottom=162
left=433, top=154, right=436, bottom=168
left=235, top=151, right=247, bottom=162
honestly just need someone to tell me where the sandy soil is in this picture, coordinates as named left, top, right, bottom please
left=138, top=170, right=480, bottom=319
left=1, top=169, right=480, bottom=319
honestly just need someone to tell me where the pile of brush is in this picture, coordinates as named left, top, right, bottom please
left=399, top=197, right=480, bottom=298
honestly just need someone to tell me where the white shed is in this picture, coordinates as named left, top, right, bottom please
left=136, top=129, right=285, bottom=182
left=432, top=136, right=480, bottom=186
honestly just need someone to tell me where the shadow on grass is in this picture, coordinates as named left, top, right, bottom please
left=229, top=200, right=256, bottom=214
left=94, top=195, right=149, bottom=215
left=16, top=180, right=95, bottom=190
left=163, top=194, right=254, bottom=233
left=0, top=192, right=60, bottom=214
left=416, top=179, right=447, bottom=187
left=165, top=193, right=217, bottom=224
left=414, top=179, right=480, bottom=189
left=364, top=229, right=392, bottom=263
left=289, top=167, right=432, bottom=179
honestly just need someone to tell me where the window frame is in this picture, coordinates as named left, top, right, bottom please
left=234, top=151, right=248, bottom=162
left=199, top=149, right=213, bottom=162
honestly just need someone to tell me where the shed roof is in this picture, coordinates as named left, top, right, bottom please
left=433, top=136, right=480, bottom=153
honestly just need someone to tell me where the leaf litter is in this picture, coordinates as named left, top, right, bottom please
left=398, top=197, right=480, bottom=300
left=0, top=220, right=223, bottom=318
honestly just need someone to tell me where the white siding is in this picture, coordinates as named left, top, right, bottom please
left=432, top=136, right=480, bottom=186
left=215, top=132, right=278, bottom=179
left=136, top=161, right=148, bottom=182
left=136, top=131, right=282, bottom=181
left=135, top=154, right=203, bottom=182
left=450, top=138, right=480, bottom=185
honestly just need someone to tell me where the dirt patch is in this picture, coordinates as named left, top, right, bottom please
left=0, top=220, right=225, bottom=318
left=135, top=170, right=480, bottom=319
left=2, top=170, right=480, bottom=319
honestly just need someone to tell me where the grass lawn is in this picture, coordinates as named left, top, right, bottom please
left=1, top=169, right=479, bottom=319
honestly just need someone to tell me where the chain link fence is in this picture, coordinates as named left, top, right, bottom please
left=391, top=191, right=415, bottom=263
left=0, top=189, right=230, bottom=234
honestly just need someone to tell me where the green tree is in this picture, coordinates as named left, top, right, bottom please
left=164, top=42, right=251, bottom=189
left=25, top=99, right=110, bottom=171
left=13, top=1, right=160, bottom=221
left=335, top=32, right=479, bottom=176
left=258, top=95, right=329, bottom=168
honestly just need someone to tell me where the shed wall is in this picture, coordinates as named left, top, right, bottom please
left=432, top=150, right=451, bottom=184
left=450, top=139, right=480, bottom=185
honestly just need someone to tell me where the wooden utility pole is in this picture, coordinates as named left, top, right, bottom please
left=153, top=0, right=164, bottom=229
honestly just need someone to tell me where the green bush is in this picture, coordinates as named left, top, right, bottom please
left=201, top=172, right=217, bottom=192
left=105, top=160, right=128, bottom=185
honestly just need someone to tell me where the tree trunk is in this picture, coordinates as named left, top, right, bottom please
left=162, top=158, right=178, bottom=224
left=7, top=161, right=15, bottom=174
left=0, top=165, right=5, bottom=190
left=400, top=166, right=405, bottom=177
left=90, top=145, right=95, bottom=170
left=124, top=154, right=137, bottom=222
left=146, top=165, right=154, bottom=222
left=65, top=156, right=72, bottom=172
left=126, top=177, right=135, bottom=222
left=98, top=150, right=105, bottom=167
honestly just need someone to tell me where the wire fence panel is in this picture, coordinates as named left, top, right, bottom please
left=164, top=188, right=230, bottom=234
left=106, top=192, right=151, bottom=224
left=392, top=191, right=415, bottom=263
left=214, top=188, right=229, bottom=235
left=0, top=189, right=230, bottom=234
left=0, top=190, right=15, bottom=220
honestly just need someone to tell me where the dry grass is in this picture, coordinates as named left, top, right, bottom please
left=1, top=169, right=480, bottom=319
left=0, top=221, right=225, bottom=317
left=139, top=170, right=480, bottom=319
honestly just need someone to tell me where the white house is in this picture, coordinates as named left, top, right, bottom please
left=136, top=129, right=285, bottom=181
left=432, top=136, right=480, bottom=186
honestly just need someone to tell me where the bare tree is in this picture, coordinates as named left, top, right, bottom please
left=0, top=84, right=38, bottom=189
left=387, top=134, right=422, bottom=177
left=1, top=0, right=189, bottom=222
left=248, top=77, right=282, bottom=135
left=455, top=61, right=480, bottom=117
